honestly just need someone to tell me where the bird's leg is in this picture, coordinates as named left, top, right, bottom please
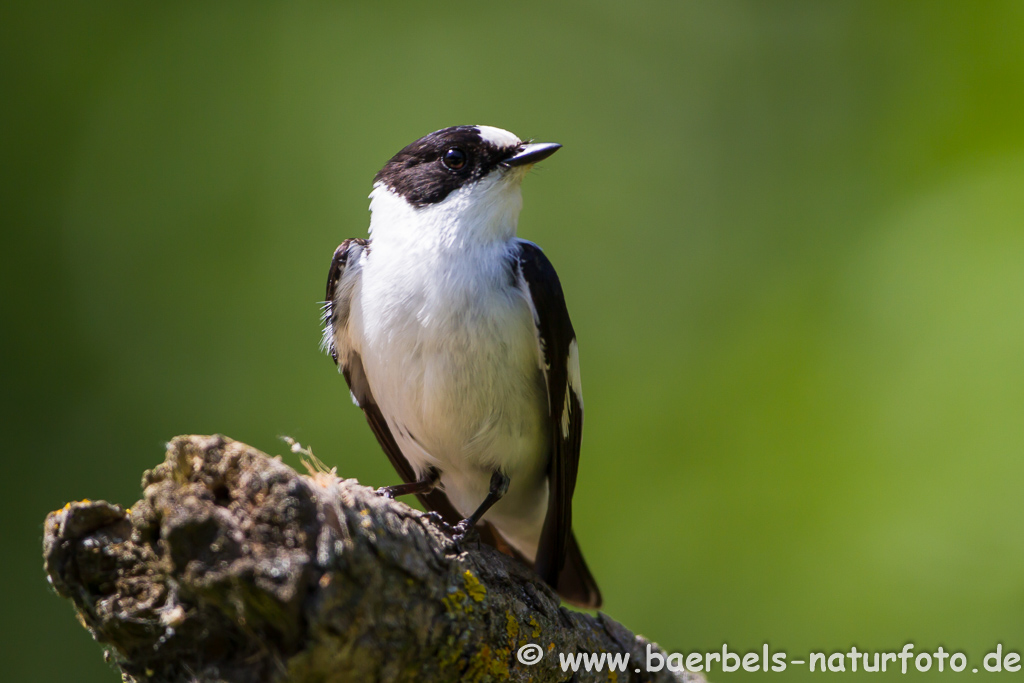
left=377, top=467, right=440, bottom=499
left=452, top=470, right=510, bottom=542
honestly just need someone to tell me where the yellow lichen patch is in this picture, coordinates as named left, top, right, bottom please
left=437, top=634, right=463, bottom=671
left=442, top=589, right=469, bottom=615
left=463, top=570, right=486, bottom=603
left=505, top=611, right=519, bottom=643
left=529, top=615, right=542, bottom=639
left=490, top=649, right=511, bottom=678
left=465, top=644, right=491, bottom=681
left=463, top=644, right=511, bottom=683
left=54, top=499, right=98, bottom=516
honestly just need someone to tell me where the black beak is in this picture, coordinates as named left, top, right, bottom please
left=502, top=142, right=562, bottom=167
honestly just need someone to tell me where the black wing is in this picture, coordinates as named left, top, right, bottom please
left=322, top=239, right=367, bottom=363
left=515, top=240, right=601, bottom=608
left=324, top=240, right=462, bottom=525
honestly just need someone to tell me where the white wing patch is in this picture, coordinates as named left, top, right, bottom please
left=514, top=241, right=581, bottom=440
left=567, top=339, right=582, bottom=403
left=516, top=263, right=552, bottom=398
left=561, top=391, right=571, bottom=438
left=561, top=339, right=582, bottom=439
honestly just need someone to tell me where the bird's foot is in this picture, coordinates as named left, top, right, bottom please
left=451, top=518, right=480, bottom=546
left=375, top=486, right=397, bottom=500
left=422, top=510, right=447, bottom=527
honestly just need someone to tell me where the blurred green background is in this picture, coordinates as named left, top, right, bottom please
left=4, top=1, right=1024, bottom=680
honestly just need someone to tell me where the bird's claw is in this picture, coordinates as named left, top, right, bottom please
left=422, top=510, right=446, bottom=526
left=375, top=486, right=397, bottom=500
left=451, top=519, right=480, bottom=545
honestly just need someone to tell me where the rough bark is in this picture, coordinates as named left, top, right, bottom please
left=43, top=434, right=702, bottom=683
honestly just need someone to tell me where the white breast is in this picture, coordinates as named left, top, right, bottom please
left=347, top=184, right=551, bottom=559
left=356, top=238, right=546, bottom=469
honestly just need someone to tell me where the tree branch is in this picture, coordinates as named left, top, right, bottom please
left=43, top=434, right=702, bottom=683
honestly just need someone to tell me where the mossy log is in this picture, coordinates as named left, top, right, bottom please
left=43, top=434, right=702, bottom=683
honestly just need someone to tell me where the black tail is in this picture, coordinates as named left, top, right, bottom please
left=556, top=530, right=602, bottom=609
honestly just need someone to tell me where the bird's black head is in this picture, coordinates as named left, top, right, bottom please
left=373, top=125, right=560, bottom=208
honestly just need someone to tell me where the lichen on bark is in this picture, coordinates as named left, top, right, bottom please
left=43, top=434, right=702, bottom=683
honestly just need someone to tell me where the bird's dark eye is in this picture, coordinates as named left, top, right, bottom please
left=442, top=148, right=467, bottom=170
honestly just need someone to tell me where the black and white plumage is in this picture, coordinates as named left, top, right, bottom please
left=322, top=125, right=600, bottom=608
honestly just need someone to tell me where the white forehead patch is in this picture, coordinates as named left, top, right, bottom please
left=475, top=125, right=521, bottom=149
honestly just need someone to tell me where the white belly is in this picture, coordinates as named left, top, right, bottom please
left=352, top=241, right=550, bottom=559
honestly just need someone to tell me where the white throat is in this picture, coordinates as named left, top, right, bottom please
left=367, top=170, right=527, bottom=252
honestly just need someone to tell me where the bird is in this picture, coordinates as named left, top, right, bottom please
left=322, top=125, right=600, bottom=608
